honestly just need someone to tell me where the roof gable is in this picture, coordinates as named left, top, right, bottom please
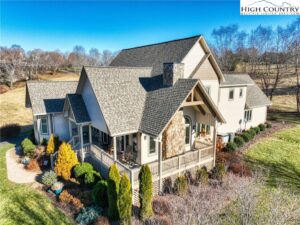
left=26, top=81, right=78, bottom=115
left=246, top=85, right=272, bottom=108
left=110, top=35, right=201, bottom=76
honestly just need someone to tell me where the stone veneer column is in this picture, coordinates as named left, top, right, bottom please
left=162, top=111, right=186, bottom=159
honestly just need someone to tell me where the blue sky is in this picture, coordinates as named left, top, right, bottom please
left=0, top=1, right=298, bottom=52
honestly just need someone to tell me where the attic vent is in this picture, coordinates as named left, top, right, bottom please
left=163, top=63, right=184, bottom=86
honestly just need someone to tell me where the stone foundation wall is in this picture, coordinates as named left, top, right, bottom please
left=162, top=111, right=185, bottom=159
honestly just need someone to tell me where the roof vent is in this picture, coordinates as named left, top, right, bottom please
left=163, top=63, right=184, bottom=86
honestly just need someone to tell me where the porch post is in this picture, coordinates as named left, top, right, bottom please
left=36, top=116, right=41, bottom=143
left=113, top=136, right=117, bottom=162
left=89, top=125, right=92, bottom=144
left=213, top=118, right=217, bottom=167
left=79, top=125, right=84, bottom=161
left=158, top=138, right=163, bottom=193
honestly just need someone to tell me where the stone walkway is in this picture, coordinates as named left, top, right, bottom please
left=6, top=148, right=42, bottom=184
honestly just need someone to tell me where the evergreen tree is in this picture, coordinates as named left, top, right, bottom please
left=138, top=164, right=153, bottom=220
left=107, top=163, right=121, bottom=220
left=119, top=174, right=132, bottom=225
left=54, top=142, right=78, bottom=180
left=46, top=134, right=55, bottom=155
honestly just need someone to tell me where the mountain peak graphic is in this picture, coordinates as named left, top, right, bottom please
left=247, top=0, right=294, bottom=7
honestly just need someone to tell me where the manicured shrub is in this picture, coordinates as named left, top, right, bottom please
left=266, top=122, right=272, bottom=128
left=174, top=176, right=188, bottom=196
left=0, top=123, right=21, bottom=138
left=21, top=138, right=36, bottom=157
left=233, top=136, right=245, bottom=148
left=41, top=170, right=57, bottom=186
left=162, top=177, right=172, bottom=194
left=225, top=141, right=237, bottom=152
left=139, top=164, right=153, bottom=220
left=252, top=127, right=260, bottom=134
left=241, top=132, right=251, bottom=142
left=195, top=167, right=209, bottom=185
left=92, top=180, right=108, bottom=208
left=258, top=123, right=266, bottom=131
left=108, top=164, right=121, bottom=220
left=54, top=142, right=79, bottom=180
left=47, top=134, right=55, bottom=155
left=119, top=174, right=132, bottom=225
left=210, top=163, right=226, bottom=181
left=59, top=190, right=84, bottom=211
left=75, top=206, right=102, bottom=225
left=248, top=129, right=256, bottom=138
left=74, top=162, right=101, bottom=186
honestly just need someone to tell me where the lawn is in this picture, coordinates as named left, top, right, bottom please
left=245, top=125, right=300, bottom=193
left=0, top=144, right=73, bottom=225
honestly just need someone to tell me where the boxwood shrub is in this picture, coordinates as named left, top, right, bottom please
left=253, top=127, right=260, bottom=134
left=241, top=132, right=251, bottom=142
left=258, top=123, right=266, bottom=131
left=234, top=136, right=245, bottom=148
left=248, top=129, right=256, bottom=138
left=266, top=122, right=272, bottom=128
left=174, top=176, right=188, bottom=196
left=225, top=141, right=237, bottom=152
left=21, top=138, right=36, bottom=157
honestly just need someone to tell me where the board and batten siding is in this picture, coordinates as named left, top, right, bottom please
left=193, top=58, right=219, bottom=81
left=81, top=77, right=108, bottom=133
left=52, top=113, right=70, bottom=141
left=218, top=86, right=247, bottom=134
left=182, top=40, right=206, bottom=78
left=244, top=106, right=267, bottom=130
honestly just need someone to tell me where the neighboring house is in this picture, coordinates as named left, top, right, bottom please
left=25, top=35, right=270, bottom=203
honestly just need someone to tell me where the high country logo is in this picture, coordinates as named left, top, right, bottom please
left=240, top=0, right=300, bottom=15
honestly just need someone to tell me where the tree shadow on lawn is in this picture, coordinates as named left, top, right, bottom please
left=245, top=156, right=300, bottom=193
left=3, top=186, right=72, bottom=225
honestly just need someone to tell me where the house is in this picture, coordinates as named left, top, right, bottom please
left=25, top=35, right=270, bottom=203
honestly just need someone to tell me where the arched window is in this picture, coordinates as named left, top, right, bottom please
left=185, top=116, right=192, bottom=145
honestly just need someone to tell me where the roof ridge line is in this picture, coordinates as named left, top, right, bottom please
left=122, top=35, right=201, bottom=51
left=84, top=66, right=153, bottom=69
left=27, top=80, right=78, bottom=83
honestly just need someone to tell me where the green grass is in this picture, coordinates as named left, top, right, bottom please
left=245, top=126, right=300, bottom=193
left=0, top=144, right=73, bottom=225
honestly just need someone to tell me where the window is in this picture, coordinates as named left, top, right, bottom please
left=149, top=136, right=156, bottom=154
left=82, top=125, right=90, bottom=144
left=244, top=110, right=252, bottom=122
left=206, top=125, right=211, bottom=135
left=205, top=86, right=211, bottom=96
left=199, top=123, right=211, bottom=136
left=40, top=116, right=48, bottom=135
left=185, top=116, right=192, bottom=145
left=239, top=88, right=243, bottom=98
left=229, top=89, right=234, bottom=100
left=91, top=127, right=110, bottom=147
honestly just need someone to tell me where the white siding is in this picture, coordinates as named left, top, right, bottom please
left=218, top=86, right=247, bottom=134
left=244, top=106, right=267, bottom=130
left=140, top=133, right=158, bottom=164
left=201, top=80, right=219, bottom=105
left=52, top=113, right=70, bottom=141
left=81, top=77, right=108, bottom=133
left=181, top=41, right=205, bottom=78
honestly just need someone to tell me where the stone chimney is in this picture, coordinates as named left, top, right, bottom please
left=163, top=63, right=184, bottom=86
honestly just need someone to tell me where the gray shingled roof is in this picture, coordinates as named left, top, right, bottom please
left=83, top=67, right=153, bottom=136
left=246, top=85, right=272, bottom=108
left=221, top=74, right=254, bottom=86
left=66, top=94, right=91, bottom=123
left=26, top=81, right=78, bottom=114
left=140, top=79, right=198, bottom=136
left=110, top=35, right=201, bottom=76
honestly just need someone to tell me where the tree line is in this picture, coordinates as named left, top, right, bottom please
left=210, top=18, right=300, bottom=112
left=0, top=45, right=118, bottom=87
